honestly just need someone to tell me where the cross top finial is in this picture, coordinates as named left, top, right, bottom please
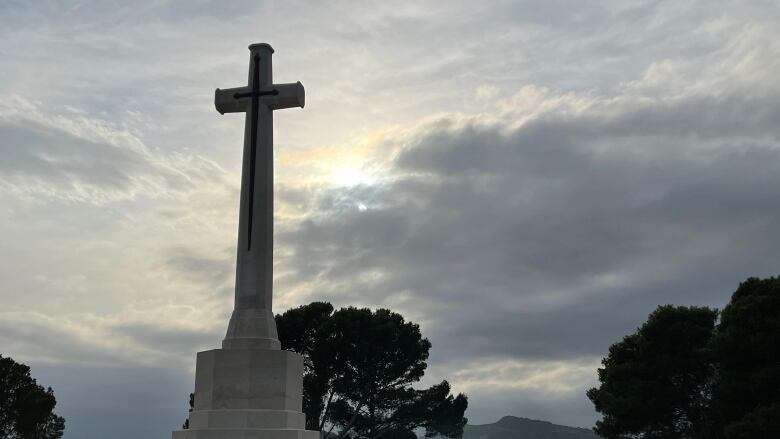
left=248, top=42, right=274, bottom=53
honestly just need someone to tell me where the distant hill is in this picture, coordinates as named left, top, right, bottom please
left=462, top=416, right=598, bottom=439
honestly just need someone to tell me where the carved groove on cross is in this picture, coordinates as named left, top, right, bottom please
left=246, top=54, right=260, bottom=250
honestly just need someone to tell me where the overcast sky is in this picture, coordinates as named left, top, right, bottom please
left=1, top=1, right=780, bottom=438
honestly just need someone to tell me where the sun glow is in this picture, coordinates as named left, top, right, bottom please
left=329, top=165, right=374, bottom=187
left=280, top=126, right=393, bottom=187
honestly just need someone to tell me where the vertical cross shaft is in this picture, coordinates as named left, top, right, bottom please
left=236, top=53, right=280, bottom=250
left=214, top=43, right=305, bottom=350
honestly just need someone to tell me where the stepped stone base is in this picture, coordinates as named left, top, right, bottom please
left=188, top=409, right=305, bottom=429
left=172, top=428, right=320, bottom=439
left=172, top=348, right=318, bottom=439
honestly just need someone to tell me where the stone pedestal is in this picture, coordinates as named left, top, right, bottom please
left=172, top=349, right=319, bottom=439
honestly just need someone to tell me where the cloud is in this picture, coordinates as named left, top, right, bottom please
left=0, top=309, right=215, bottom=369
left=440, top=357, right=599, bottom=395
left=275, top=23, right=780, bottom=372
left=424, top=357, right=600, bottom=427
left=0, top=95, right=228, bottom=204
left=164, top=246, right=234, bottom=290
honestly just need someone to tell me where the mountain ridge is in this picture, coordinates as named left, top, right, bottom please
left=461, top=415, right=598, bottom=439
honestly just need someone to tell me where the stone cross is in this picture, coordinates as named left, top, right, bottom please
left=172, top=43, right=316, bottom=439
left=215, top=43, right=304, bottom=350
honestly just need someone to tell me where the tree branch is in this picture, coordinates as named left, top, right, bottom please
left=336, top=400, right=365, bottom=439
left=319, top=389, right=337, bottom=431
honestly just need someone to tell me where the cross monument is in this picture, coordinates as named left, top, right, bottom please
left=173, top=43, right=319, bottom=439
left=216, top=43, right=304, bottom=350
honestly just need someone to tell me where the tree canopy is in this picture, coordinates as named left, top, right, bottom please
left=588, top=276, right=780, bottom=439
left=0, top=355, right=65, bottom=439
left=277, top=303, right=468, bottom=439
left=586, top=305, right=717, bottom=439
left=715, top=277, right=780, bottom=438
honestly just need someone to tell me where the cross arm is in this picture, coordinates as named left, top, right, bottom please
left=215, top=87, right=250, bottom=114
left=265, top=82, right=305, bottom=110
left=214, top=82, right=305, bottom=115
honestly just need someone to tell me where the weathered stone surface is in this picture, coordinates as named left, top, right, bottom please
left=171, top=348, right=314, bottom=437
left=192, top=349, right=303, bottom=412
